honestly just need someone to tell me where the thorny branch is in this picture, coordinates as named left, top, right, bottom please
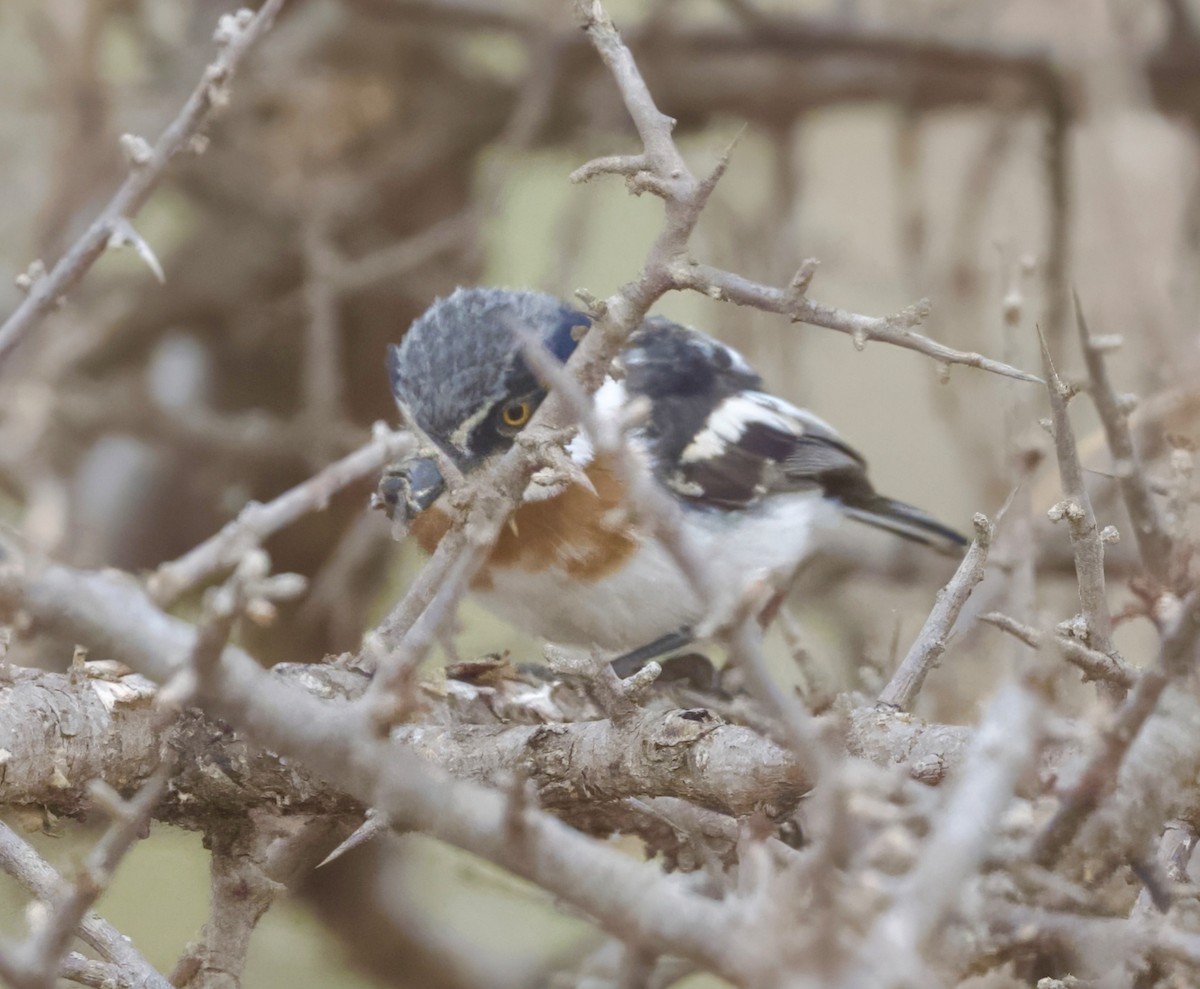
left=1074, top=298, right=1174, bottom=587
left=148, top=425, right=411, bottom=604
left=1031, top=590, right=1200, bottom=868
left=0, top=557, right=277, bottom=989
left=0, top=0, right=288, bottom=368
left=877, top=512, right=994, bottom=711
left=667, top=263, right=1042, bottom=383
left=979, top=611, right=1137, bottom=690
left=15, top=768, right=172, bottom=989
left=0, top=821, right=172, bottom=989
left=571, top=0, right=1039, bottom=385
left=1039, top=326, right=1122, bottom=688
left=851, top=676, right=1046, bottom=987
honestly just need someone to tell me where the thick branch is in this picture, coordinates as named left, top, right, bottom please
left=169, top=816, right=336, bottom=989
left=0, top=560, right=763, bottom=982
left=0, top=591, right=1094, bottom=829
left=0, top=661, right=803, bottom=825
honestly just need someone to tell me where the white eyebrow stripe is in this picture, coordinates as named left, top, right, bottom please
left=680, top=393, right=804, bottom=464
left=448, top=400, right=494, bottom=455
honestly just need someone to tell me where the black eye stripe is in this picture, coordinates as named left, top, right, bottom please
left=460, top=390, right=544, bottom=459
left=463, top=403, right=509, bottom=460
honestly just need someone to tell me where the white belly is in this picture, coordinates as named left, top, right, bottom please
left=471, top=492, right=837, bottom=654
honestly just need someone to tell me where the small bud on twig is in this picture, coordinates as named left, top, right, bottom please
left=213, top=9, right=255, bottom=46
left=14, top=259, right=46, bottom=295
left=119, top=134, right=154, bottom=168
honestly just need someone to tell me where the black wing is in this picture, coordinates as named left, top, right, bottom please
left=665, top=389, right=964, bottom=553
left=660, top=389, right=870, bottom=509
left=620, top=319, right=965, bottom=553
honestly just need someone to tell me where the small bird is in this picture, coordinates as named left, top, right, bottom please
left=384, top=287, right=964, bottom=670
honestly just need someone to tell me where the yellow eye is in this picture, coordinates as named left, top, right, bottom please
left=501, top=401, right=532, bottom=428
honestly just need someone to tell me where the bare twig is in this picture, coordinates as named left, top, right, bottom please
left=0, top=0, right=289, bottom=368
left=148, top=425, right=411, bottom=604
left=1074, top=297, right=1173, bottom=586
left=1031, top=589, right=1200, bottom=867
left=18, top=767, right=172, bottom=989
left=366, top=540, right=485, bottom=723
left=1039, top=72, right=1071, bottom=352
left=669, top=262, right=1042, bottom=384
left=851, top=677, right=1044, bottom=987
left=1058, top=636, right=1137, bottom=690
left=0, top=822, right=172, bottom=989
left=978, top=610, right=1041, bottom=648
left=1039, top=327, right=1121, bottom=690
left=877, top=513, right=994, bottom=711
left=979, top=612, right=1137, bottom=690
left=724, top=604, right=824, bottom=782
left=574, top=24, right=1041, bottom=386
left=995, top=251, right=1040, bottom=668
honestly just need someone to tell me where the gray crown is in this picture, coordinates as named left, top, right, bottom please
left=387, top=287, right=582, bottom=460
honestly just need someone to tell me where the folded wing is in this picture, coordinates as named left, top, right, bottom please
left=664, top=390, right=965, bottom=555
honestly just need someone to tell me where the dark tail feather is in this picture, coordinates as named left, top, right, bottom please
left=842, top=496, right=968, bottom=557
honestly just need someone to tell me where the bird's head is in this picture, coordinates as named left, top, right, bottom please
left=387, top=288, right=591, bottom=471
